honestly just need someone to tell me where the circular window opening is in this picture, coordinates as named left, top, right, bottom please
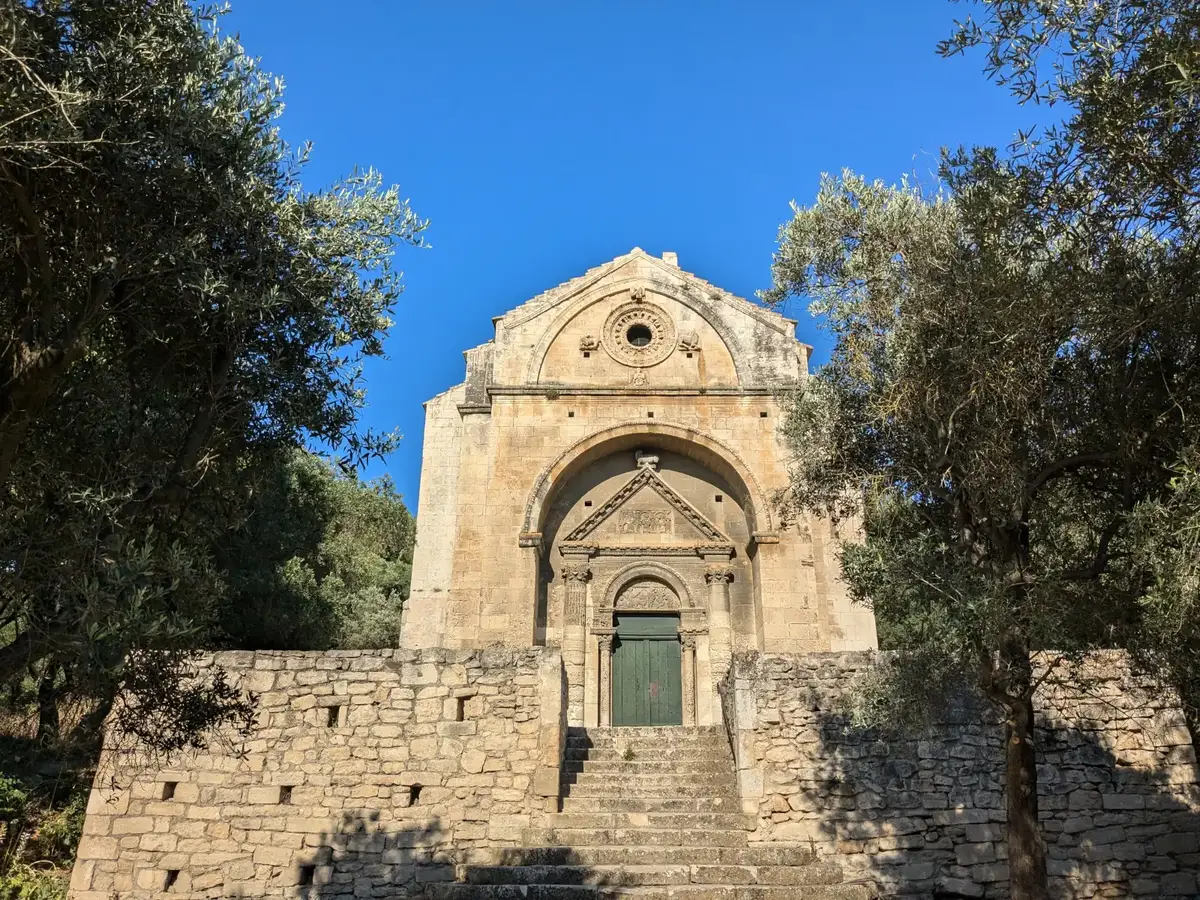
left=626, top=324, right=652, bottom=347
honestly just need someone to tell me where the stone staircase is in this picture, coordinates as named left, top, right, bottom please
left=429, top=726, right=874, bottom=899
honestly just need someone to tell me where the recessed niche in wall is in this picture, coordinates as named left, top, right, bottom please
left=760, top=411, right=769, bottom=418
left=298, top=866, right=315, bottom=887
left=647, top=411, right=654, bottom=418
left=408, top=784, right=423, bottom=806
left=715, top=495, right=723, bottom=503
left=582, top=351, right=591, bottom=358
left=584, top=500, right=592, bottom=507
left=163, top=870, right=180, bottom=892
left=686, top=352, right=694, bottom=358
left=568, top=411, right=575, bottom=418
left=161, top=781, right=177, bottom=801
left=325, top=705, right=341, bottom=727
left=279, top=785, right=293, bottom=805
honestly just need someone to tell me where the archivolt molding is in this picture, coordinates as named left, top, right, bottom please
left=523, top=276, right=746, bottom=386
left=521, top=421, right=776, bottom=538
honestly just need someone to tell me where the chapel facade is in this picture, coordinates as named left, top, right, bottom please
left=402, top=248, right=878, bottom=727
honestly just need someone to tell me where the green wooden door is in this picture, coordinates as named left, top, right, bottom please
left=611, top=614, right=682, bottom=727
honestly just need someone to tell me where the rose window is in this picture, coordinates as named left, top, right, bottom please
left=601, top=299, right=677, bottom=367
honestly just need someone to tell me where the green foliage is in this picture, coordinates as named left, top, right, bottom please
left=218, top=450, right=415, bottom=650
left=0, top=766, right=86, bottom=900
left=0, top=776, right=27, bottom=821
left=1130, top=450, right=1200, bottom=731
left=0, top=0, right=424, bottom=751
left=0, top=864, right=68, bottom=900
left=768, top=3, right=1200, bottom=895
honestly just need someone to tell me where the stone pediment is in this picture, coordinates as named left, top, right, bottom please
left=560, top=464, right=734, bottom=556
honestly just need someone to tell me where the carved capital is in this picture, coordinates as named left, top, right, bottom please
left=596, top=633, right=614, bottom=653
left=704, top=564, right=735, bottom=584
left=680, top=633, right=697, bottom=652
left=560, top=563, right=591, bottom=582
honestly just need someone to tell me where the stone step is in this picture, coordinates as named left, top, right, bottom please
left=566, top=747, right=731, bottom=763
left=562, top=781, right=737, bottom=799
left=429, top=884, right=875, bottom=900
left=524, top=828, right=749, bottom=849
left=545, top=812, right=754, bottom=831
left=565, top=759, right=733, bottom=775
left=564, top=772, right=738, bottom=790
left=458, top=844, right=822, bottom=868
left=459, top=863, right=846, bottom=887
left=560, top=796, right=740, bottom=814
left=567, top=727, right=727, bottom=747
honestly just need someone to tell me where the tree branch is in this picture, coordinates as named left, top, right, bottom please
left=1026, top=451, right=1121, bottom=499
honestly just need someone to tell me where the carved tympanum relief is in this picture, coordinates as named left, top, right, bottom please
left=614, top=578, right=680, bottom=611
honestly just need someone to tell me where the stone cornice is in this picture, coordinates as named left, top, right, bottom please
left=560, top=541, right=736, bottom=557
left=489, top=385, right=785, bottom=397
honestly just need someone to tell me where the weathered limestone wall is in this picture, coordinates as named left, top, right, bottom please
left=70, top=648, right=565, bottom=900
left=724, top=651, right=1200, bottom=899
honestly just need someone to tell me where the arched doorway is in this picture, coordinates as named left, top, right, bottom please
left=535, top=445, right=751, bottom=727
left=612, top=613, right=682, bottom=727
left=609, top=576, right=684, bottom=727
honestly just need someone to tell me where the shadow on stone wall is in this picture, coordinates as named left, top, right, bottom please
left=224, top=810, right=620, bottom=899
left=793, top=699, right=1200, bottom=898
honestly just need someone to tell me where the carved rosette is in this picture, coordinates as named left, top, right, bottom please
left=601, top=300, right=677, bottom=368
left=704, top=564, right=735, bottom=584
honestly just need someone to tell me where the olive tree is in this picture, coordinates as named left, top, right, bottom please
left=0, top=0, right=425, bottom=749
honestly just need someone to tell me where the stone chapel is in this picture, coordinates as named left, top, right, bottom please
left=402, top=247, right=878, bottom=726
left=70, top=249, right=1200, bottom=900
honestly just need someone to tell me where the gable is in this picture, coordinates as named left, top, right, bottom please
left=536, top=288, right=740, bottom=388
left=486, top=248, right=807, bottom=388
left=562, top=465, right=732, bottom=548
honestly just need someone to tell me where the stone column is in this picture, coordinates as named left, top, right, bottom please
left=560, top=561, right=591, bottom=723
left=705, top=562, right=735, bottom=683
left=680, top=632, right=697, bottom=726
left=595, top=630, right=614, bottom=727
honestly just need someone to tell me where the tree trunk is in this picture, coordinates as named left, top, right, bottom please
left=36, top=662, right=60, bottom=743
left=1004, top=685, right=1049, bottom=899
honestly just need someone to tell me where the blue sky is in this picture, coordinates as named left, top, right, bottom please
left=224, top=1, right=1050, bottom=509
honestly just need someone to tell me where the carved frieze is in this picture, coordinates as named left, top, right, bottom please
left=617, top=508, right=672, bottom=535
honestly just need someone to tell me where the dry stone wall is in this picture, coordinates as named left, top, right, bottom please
left=723, top=651, right=1200, bottom=899
left=70, top=648, right=564, bottom=900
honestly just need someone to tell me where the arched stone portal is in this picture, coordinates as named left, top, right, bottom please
left=537, top=445, right=747, bottom=727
